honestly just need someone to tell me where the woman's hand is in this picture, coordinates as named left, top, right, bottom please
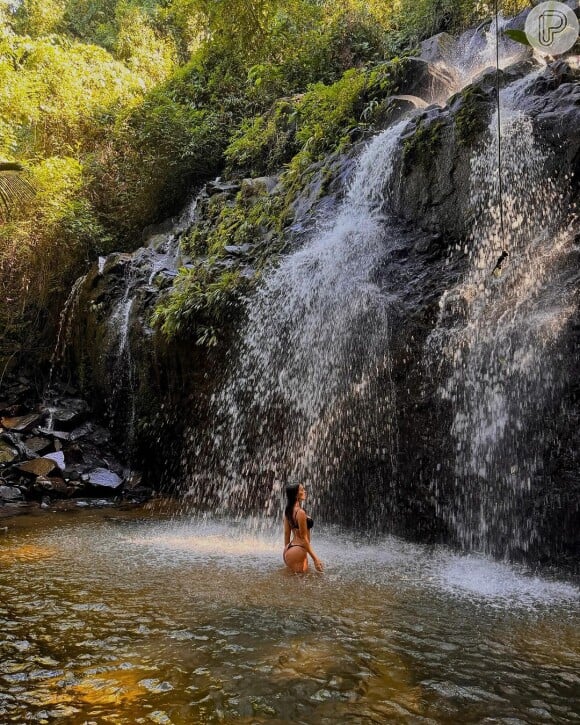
left=313, top=557, right=324, bottom=572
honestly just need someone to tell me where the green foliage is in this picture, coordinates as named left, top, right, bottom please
left=295, top=69, right=367, bottom=157
left=0, top=0, right=533, bottom=366
left=154, top=180, right=290, bottom=344
left=225, top=100, right=299, bottom=178
left=0, top=34, right=144, bottom=159
left=226, top=57, right=408, bottom=180
left=503, top=28, right=531, bottom=47
left=151, top=266, right=250, bottom=346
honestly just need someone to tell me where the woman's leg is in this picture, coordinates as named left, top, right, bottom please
left=283, top=545, right=308, bottom=573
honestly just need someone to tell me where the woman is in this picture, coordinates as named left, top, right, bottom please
left=283, top=483, right=323, bottom=573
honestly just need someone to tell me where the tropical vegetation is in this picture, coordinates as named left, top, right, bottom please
left=0, top=0, right=529, bottom=365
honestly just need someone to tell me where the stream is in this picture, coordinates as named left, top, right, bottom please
left=1, top=509, right=578, bottom=723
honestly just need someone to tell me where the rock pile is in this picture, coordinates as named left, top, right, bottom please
left=0, top=375, right=152, bottom=514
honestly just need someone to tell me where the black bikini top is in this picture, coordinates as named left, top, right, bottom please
left=290, top=511, right=314, bottom=530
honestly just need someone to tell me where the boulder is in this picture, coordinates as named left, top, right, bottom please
left=0, top=485, right=23, bottom=501
left=86, top=468, right=123, bottom=489
left=17, top=458, right=56, bottom=477
left=389, top=57, right=455, bottom=104
left=1, top=412, right=45, bottom=432
left=23, top=436, right=51, bottom=454
left=47, top=399, right=89, bottom=430
left=0, top=440, right=19, bottom=464
left=420, top=32, right=457, bottom=64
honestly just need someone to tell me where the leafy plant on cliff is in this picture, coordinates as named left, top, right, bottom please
left=153, top=180, right=291, bottom=345
left=151, top=266, right=251, bottom=346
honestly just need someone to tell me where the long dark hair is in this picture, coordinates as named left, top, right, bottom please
left=284, top=483, right=300, bottom=526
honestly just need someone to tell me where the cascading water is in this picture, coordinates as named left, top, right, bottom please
left=48, top=273, right=87, bottom=391
left=429, top=72, right=576, bottom=557
left=106, top=265, right=138, bottom=453
left=184, top=123, right=409, bottom=525
left=181, top=29, right=536, bottom=531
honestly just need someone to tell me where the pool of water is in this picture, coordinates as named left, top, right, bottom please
left=0, top=507, right=579, bottom=724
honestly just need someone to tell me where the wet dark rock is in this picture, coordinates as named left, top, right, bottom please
left=38, top=427, right=70, bottom=440
left=34, top=476, right=69, bottom=496
left=142, top=216, right=178, bottom=241
left=63, top=445, right=84, bottom=465
left=390, top=58, right=580, bottom=240
left=125, top=472, right=143, bottom=490
left=206, top=178, right=240, bottom=196
left=46, top=399, right=89, bottom=430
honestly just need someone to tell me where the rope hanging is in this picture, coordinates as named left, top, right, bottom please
left=492, top=0, right=509, bottom=276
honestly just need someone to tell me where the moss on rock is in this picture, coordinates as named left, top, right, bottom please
left=453, top=86, right=491, bottom=147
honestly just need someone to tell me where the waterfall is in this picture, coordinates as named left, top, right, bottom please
left=185, top=123, right=411, bottom=525
left=106, top=268, right=137, bottom=454
left=181, top=28, right=538, bottom=531
left=49, top=273, right=87, bottom=391
left=428, top=72, right=576, bottom=557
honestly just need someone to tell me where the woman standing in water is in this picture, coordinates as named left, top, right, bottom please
left=283, top=483, right=323, bottom=573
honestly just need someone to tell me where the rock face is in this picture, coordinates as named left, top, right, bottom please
left=50, top=39, right=580, bottom=569
left=389, top=60, right=580, bottom=240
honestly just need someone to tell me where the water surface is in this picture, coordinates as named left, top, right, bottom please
left=1, top=509, right=578, bottom=723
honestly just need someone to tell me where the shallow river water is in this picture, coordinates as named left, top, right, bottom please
left=0, top=507, right=579, bottom=724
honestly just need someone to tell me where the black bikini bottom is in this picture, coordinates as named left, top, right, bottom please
left=283, top=543, right=307, bottom=562
left=286, top=543, right=306, bottom=551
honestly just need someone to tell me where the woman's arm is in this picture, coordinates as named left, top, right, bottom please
left=297, top=510, right=323, bottom=571
left=284, top=516, right=291, bottom=547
